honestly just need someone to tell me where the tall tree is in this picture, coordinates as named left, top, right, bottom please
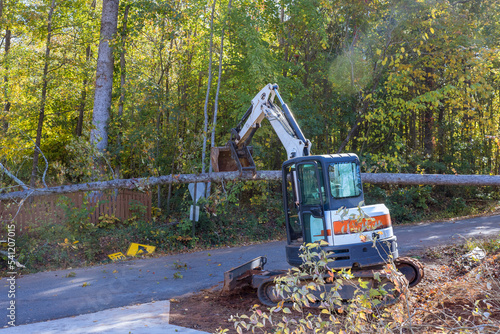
left=0, top=0, right=11, bottom=132
left=75, top=0, right=97, bottom=137
left=209, top=0, right=232, bottom=171
left=201, top=0, right=217, bottom=175
left=115, top=2, right=130, bottom=176
left=90, top=0, right=119, bottom=153
left=29, top=0, right=56, bottom=188
left=117, top=3, right=129, bottom=123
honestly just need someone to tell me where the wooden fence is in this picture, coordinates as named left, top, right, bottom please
left=0, top=189, right=151, bottom=232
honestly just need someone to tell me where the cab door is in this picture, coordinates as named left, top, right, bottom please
left=283, top=164, right=302, bottom=244
left=296, top=162, right=327, bottom=244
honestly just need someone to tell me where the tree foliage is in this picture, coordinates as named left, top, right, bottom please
left=1, top=0, right=499, bottom=212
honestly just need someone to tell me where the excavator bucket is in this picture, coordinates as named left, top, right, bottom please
left=211, top=147, right=237, bottom=172
left=210, top=144, right=256, bottom=174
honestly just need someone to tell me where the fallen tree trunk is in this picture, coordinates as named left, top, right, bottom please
left=1, top=171, right=499, bottom=201
left=361, top=173, right=500, bottom=186
left=0, top=171, right=280, bottom=200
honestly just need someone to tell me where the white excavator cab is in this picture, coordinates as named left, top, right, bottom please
left=282, top=154, right=398, bottom=270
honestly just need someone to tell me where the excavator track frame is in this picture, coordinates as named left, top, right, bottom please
left=255, top=266, right=406, bottom=308
left=223, top=256, right=418, bottom=308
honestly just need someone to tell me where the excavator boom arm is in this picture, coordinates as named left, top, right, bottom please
left=233, top=84, right=311, bottom=159
left=212, top=84, right=311, bottom=174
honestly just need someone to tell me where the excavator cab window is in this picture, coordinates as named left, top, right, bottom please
left=328, top=162, right=362, bottom=199
left=298, top=163, right=326, bottom=206
left=297, top=162, right=327, bottom=243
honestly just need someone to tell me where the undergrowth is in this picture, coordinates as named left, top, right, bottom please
left=1, top=180, right=498, bottom=274
left=0, top=181, right=285, bottom=273
left=222, top=237, right=500, bottom=333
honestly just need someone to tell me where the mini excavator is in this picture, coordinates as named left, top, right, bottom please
left=211, top=84, right=424, bottom=306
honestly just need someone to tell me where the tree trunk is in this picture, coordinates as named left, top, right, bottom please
left=30, top=0, right=56, bottom=188
left=437, top=104, right=445, bottom=163
left=280, top=2, right=287, bottom=78
left=76, top=45, right=91, bottom=137
left=3, top=171, right=500, bottom=201
left=423, top=106, right=434, bottom=156
left=410, top=109, right=416, bottom=149
left=91, top=0, right=119, bottom=153
left=336, top=56, right=387, bottom=154
left=208, top=0, right=232, bottom=178
left=1, top=0, right=11, bottom=131
left=201, top=0, right=217, bottom=174
left=117, top=4, right=129, bottom=122
left=166, top=111, right=180, bottom=216
left=115, top=3, right=129, bottom=176
left=336, top=102, right=366, bottom=153
left=2, top=28, right=10, bottom=132
left=423, top=67, right=435, bottom=157
left=76, top=1, right=96, bottom=137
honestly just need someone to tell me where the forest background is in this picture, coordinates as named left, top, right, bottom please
left=1, top=0, right=500, bottom=270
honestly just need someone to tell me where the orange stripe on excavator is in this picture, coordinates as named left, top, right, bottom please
left=333, top=214, right=391, bottom=235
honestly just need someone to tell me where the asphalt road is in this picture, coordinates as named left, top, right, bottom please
left=1, top=214, right=499, bottom=327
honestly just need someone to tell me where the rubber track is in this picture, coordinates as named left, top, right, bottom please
left=256, top=272, right=400, bottom=308
left=395, top=256, right=425, bottom=287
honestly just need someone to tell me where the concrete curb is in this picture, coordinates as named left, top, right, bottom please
left=1, top=300, right=208, bottom=333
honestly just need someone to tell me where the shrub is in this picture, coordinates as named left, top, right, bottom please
left=227, top=240, right=409, bottom=333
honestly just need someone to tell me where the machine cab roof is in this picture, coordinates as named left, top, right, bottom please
left=282, top=153, right=364, bottom=212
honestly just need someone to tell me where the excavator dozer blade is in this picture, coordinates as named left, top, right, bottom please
left=222, top=256, right=267, bottom=292
left=210, top=145, right=256, bottom=174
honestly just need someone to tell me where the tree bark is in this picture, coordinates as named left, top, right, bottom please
left=208, top=0, right=232, bottom=194
left=75, top=1, right=96, bottom=137
left=336, top=102, right=366, bottom=153
left=115, top=3, right=129, bottom=176
left=201, top=0, right=217, bottom=174
left=2, top=28, right=10, bottom=132
left=2, top=172, right=500, bottom=201
left=0, top=162, right=28, bottom=191
left=29, top=0, right=56, bottom=188
left=76, top=46, right=91, bottom=137
left=423, top=67, right=435, bottom=157
left=90, top=0, right=119, bottom=153
left=437, top=104, right=445, bottom=163
left=2, top=0, right=10, bottom=131
left=117, top=4, right=129, bottom=122
left=410, top=109, right=416, bottom=149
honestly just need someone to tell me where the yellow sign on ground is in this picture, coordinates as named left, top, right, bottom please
left=108, top=252, right=126, bottom=261
left=126, top=243, right=156, bottom=256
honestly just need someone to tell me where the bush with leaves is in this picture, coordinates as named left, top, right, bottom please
left=225, top=240, right=411, bottom=334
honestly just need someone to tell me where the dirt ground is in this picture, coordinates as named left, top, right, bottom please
left=169, top=285, right=260, bottom=333
left=169, top=243, right=500, bottom=334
